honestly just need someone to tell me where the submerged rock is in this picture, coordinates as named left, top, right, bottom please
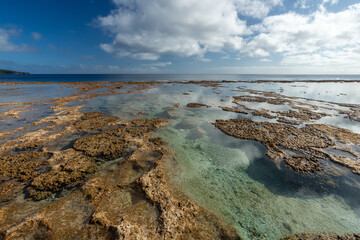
left=174, top=118, right=199, bottom=130
left=186, top=127, right=207, bottom=140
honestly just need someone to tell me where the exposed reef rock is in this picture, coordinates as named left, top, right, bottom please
left=27, top=149, right=98, bottom=200
left=187, top=103, right=210, bottom=108
left=221, top=106, right=248, bottom=114
left=230, top=90, right=336, bottom=124
left=74, top=113, right=119, bottom=132
left=274, top=109, right=329, bottom=122
left=215, top=118, right=360, bottom=174
left=0, top=152, right=51, bottom=182
left=2, top=80, right=360, bottom=239
left=277, top=117, right=301, bottom=125
left=233, top=95, right=287, bottom=105
left=73, top=132, right=129, bottom=160
left=0, top=106, right=239, bottom=239
left=252, top=109, right=276, bottom=119
left=0, top=181, right=23, bottom=202
left=281, top=232, right=360, bottom=240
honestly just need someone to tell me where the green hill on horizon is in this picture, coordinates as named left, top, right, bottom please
left=0, top=69, right=29, bottom=75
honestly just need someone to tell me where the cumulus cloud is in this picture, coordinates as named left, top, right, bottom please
left=97, top=0, right=282, bottom=60
left=235, top=0, right=282, bottom=19
left=0, top=28, right=33, bottom=52
left=97, top=0, right=360, bottom=71
left=142, top=62, right=172, bottom=67
left=242, top=3, right=360, bottom=68
left=31, top=32, right=42, bottom=40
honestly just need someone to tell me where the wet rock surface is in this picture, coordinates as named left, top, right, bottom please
left=0, top=115, right=240, bottom=239
left=221, top=106, right=248, bottom=114
left=1, top=80, right=360, bottom=239
left=281, top=232, right=360, bottom=240
left=0, top=81, right=240, bottom=239
left=215, top=118, right=360, bottom=174
left=187, top=102, right=210, bottom=108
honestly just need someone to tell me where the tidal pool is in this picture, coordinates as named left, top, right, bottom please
left=81, top=82, right=360, bottom=239
left=1, top=81, right=360, bottom=239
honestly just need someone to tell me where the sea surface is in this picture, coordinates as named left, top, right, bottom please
left=1, top=75, right=360, bottom=239
left=1, top=73, right=360, bottom=82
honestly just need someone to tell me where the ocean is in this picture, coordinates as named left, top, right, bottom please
left=1, top=74, right=360, bottom=82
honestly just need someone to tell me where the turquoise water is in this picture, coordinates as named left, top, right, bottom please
left=155, top=110, right=360, bottom=239
left=2, top=81, right=360, bottom=239
left=82, top=82, right=360, bottom=239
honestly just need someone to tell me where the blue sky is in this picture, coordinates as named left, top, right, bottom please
left=1, top=0, right=360, bottom=74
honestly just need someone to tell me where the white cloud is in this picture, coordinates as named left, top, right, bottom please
left=97, top=0, right=282, bottom=60
left=260, top=58, right=271, bottom=62
left=131, top=52, right=159, bottom=60
left=235, top=0, right=283, bottom=19
left=142, top=62, right=172, bottom=67
left=242, top=3, right=360, bottom=69
left=96, top=0, right=360, bottom=72
left=0, top=28, right=33, bottom=52
left=31, top=32, right=42, bottom=40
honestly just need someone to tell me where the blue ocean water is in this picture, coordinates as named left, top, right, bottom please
left=1, top=74, right=360, bottom=82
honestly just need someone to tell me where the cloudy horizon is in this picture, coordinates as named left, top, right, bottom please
left=1, top=0, right=360, bottom=74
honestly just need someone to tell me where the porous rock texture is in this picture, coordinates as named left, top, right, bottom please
left=215, top=118, right=360, bottom=175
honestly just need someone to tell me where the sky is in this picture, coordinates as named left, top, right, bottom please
left=1, top=0, right=360, bottom=74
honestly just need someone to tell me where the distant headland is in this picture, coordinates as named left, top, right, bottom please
left=0, top=69, right=30, bottom=75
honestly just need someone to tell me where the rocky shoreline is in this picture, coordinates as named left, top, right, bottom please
left=0, top=81, right=359, bottom=239
left=0, top=81, right=240, bottom=239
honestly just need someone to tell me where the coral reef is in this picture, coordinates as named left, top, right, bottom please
left=0, top=113, right=240, bottom=239
left=281, top=232, right=360, bottom=240
left=215, top=118, right=360, bottom=174
left=221, top=106, right=248, bottom=114
left=187, top=103, right=210, bottom=108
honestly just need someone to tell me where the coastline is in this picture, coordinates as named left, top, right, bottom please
left=0, top=81, right=359, bottom=239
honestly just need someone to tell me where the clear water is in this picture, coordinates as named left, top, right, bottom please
left=1, top=78, right=360, bottom=239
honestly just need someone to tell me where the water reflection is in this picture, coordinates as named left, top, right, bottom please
left=2, top=81, right=360, bottom=240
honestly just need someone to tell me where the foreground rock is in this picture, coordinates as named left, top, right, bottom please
left=187, top=103, right=210, bottom=108
left=0, top=111, right=240, bottom=239
left=215, top=118, right=360, bottom=174
left=281, top=232, right=360, bottom=240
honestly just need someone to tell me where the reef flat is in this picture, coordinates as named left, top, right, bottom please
left=0, top=80, right=359, bottom=239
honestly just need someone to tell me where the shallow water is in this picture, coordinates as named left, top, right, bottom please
left=153, top=106, right=360, bottom=239
left=1, top=80, right=360, bottom=239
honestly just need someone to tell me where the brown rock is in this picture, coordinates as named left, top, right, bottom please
left=0, top=181, right=23, bottom=202
left=221, top=107, right=248, bottom=114
left=186, top=103, right=210, bottom=108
